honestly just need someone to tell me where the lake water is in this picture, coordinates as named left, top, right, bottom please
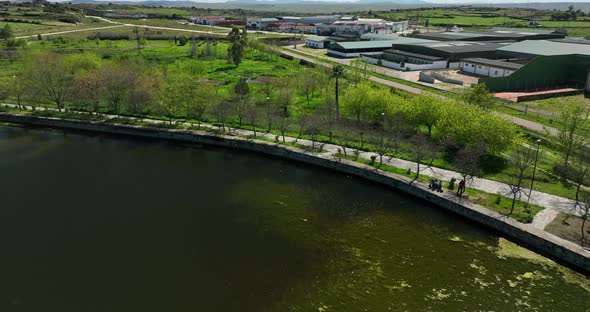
left=0, top=125, right=588, bottom=312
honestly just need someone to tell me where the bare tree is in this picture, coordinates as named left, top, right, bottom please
left=295, top=113, right=309, bottom=143
left=453, top=145, right=485, bottom=184
left=100, top=63, right=139, bottom=117
left=274, top=112, right=291, bottom=143
left=72, top=72, right=102, bottom=115
left=298, top=69, right=318, bottom=108
left=127, top=74, right=159, bottom=120
left=319, top=96, right=338, bottom=141
left=408, top=134, right=440, bottom=184
left=276, top=78, right=294, bottom=117
left=507, top=145, right=536, bottom=216
left=259, top=77, right=276, bottom=132
left=333, top=119, right=354, bottom=157
left=367, top=126, right=394, bottom=168
left=212, top=99, right=230, bottom=132
left=579, top=193, right=590, bottom=247
left=304, top=114, right=323, bottom=151
left=243, top=103, right=259, bottom=137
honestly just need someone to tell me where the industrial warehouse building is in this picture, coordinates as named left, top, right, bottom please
left=411, top=28, right=566, bottom=42
left=482, top=39, right=590, bottom=92
left=304, top=36, right=331, bottom=49
left=327, top=37, right=433, bottom=58
left=369, top=41, right=511, bottom=70
left=460, top=58, right=523, bottom=78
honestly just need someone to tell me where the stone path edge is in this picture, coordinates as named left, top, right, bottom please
left=1, top=112, right=588, bottom=275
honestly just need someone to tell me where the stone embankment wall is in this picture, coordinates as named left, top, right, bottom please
left=1, top=112, right=589, bottom=274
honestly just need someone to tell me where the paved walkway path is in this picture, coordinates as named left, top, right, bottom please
left=1, top=103, right=580, bottom=229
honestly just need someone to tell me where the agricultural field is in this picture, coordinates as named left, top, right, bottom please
left=0, top=4, right=111, bottom=37
left=376, top=6, right=590, bottom=37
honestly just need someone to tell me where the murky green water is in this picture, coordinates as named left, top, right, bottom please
left=0, top=125, right=588, bottom=312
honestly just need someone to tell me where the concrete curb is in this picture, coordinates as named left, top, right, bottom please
left=1, top=112, right=589, bottom=274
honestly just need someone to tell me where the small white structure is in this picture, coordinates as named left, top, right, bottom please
left=461, top=58, right=523, bottom=78
left=304, top=36, right=329, bottom=49
left=189, top=16, right=226, bottom=25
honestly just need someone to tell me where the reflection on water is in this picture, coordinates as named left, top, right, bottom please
left=0, top=125, right=588, bottom=312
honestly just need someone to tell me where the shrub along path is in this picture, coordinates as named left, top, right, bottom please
left=0, top=103, right=578, bottom=229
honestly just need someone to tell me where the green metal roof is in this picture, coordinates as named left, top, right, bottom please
left=332, top=40, right=397, bottom=50
left=305, top=36, right=328, bottom=42
left=498, top=40, right=590, bottom=57
left=332, top=37, right=434, bottom=50
left=361, top=33, right=436, bottom=44
left=440, top=32, right=483, bottom=37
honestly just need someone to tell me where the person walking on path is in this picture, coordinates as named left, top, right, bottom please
left=457, top=179, right=466, bottom=196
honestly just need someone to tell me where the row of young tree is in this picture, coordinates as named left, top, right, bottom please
left=1, top=50, right=588, bottom=241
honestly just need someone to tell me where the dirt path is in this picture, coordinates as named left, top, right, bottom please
left=16, top=25, right=127, bottom=39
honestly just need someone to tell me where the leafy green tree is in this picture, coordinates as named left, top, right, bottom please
left=462, top=83, right=495, bottom=110
left=0, top=24, right=14, bottom=41
left=436, top=102, right=515, bottom=154
left=186, top=80, right=216, bottom=129
left=343, top=81, right=372, bottom=123
left=406, top=94, right=441, bottom=135
left=28, top=52, right=74, bottom=112
left=2, top=70, right=33, bottom=110
left=298, top=69, right=318, bottom=108
left=556, top=102, right=589, bottom=171
left=232, top=78, right=250, bottom=127
left=100, top=62, right=140, bottom=117
left=227, top=26, right=248, bottom=67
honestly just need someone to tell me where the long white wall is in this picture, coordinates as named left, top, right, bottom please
left=461, top=61, right=513, bottom=78
left=328, top=50, right=384, bottom=58
left=362, top=56, right=449, bottom=71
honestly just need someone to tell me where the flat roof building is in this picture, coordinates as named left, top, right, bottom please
left=304, top=36, right=330, bottom=49
left=411, top=29, right=566, bottom=42
left=386, top=41, right=511, bottom=63
left=327, top=37, right=433, bottom=58
left=497, top=39, right=590, bottom=59
left=327, top=40, right=397, bottom=58
left=482, top=39, right=590, bottom=92
left=371, top=41, right=510, bottom=71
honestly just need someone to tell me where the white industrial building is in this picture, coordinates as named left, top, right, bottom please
left=460, top=58, right=523, bottom=77
left=304, top=36, right=330, bottom=49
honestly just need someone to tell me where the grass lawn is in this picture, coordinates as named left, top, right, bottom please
left=115, top=18, right=231, bottom=34
left=465, top=188, right=543, bottom=223
left=520, top=94, right=590, bottom=113
left=545, top=213, right=590, bottom=247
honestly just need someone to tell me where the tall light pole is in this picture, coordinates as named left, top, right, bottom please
left=266, top=96, right=271, bottom=132
left=527, top=139, right=542, bottom=205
